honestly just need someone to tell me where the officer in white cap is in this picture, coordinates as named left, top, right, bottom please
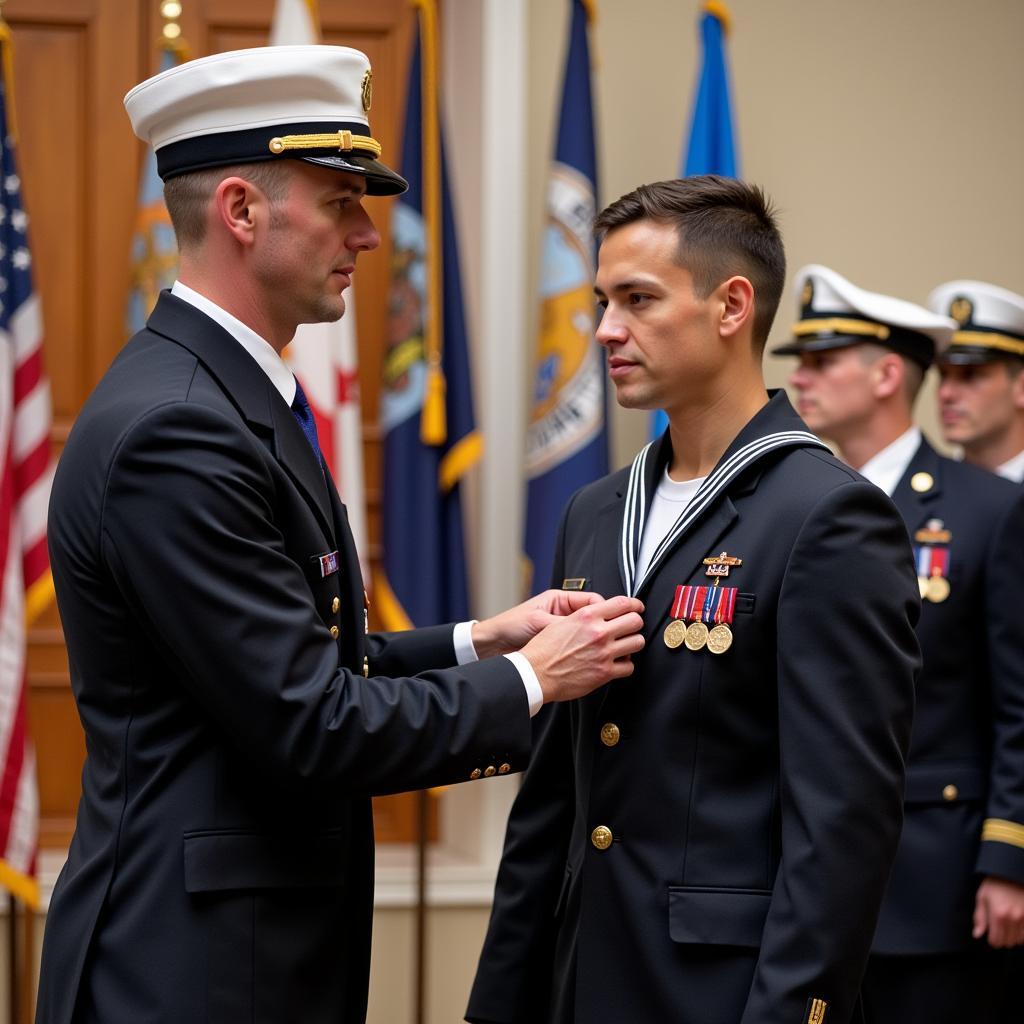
left=34, top=45, right=644, bottom=1024
left=779, top=265, right=1024, bottom=1024
left=930, top=280, right=1024, bottom=483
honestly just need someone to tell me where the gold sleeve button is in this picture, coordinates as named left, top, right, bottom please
left=483, top=765, right=497, bottom=778
left=498, top=763, right=511, bottom=774
left=943, top=784, right=958, bottom=802
left=469, top=768, right=482, bottom=781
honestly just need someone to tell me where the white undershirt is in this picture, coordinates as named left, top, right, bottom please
left=168, top=281, right=542, bottom=715
left=635, top=467, right=707, bottom=582
left=856, top=426, right=921, bottom=498
left=996, top=448, right=1024, bottom=484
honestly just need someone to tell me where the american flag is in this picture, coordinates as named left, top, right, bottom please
left=0, top=49, right=51, bottom=908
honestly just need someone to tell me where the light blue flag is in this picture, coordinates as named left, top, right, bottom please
left=652, top=1, right=739, bottom=438
left=126, top=46, right=180, bottom=337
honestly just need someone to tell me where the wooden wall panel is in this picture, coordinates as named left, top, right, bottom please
left=9, top=0, right=434, bottom=850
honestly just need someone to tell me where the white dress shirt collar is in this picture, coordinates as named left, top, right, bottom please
left=170, top=281, right=296, bottom=405
left=856, top=426, right=922, bottom=498
left=996, top=448, right=1024, bottom=484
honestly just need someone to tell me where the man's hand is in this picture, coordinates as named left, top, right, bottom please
left=520, top=595, right=645, bottom=703
left=471, top=589, right=605, bottom=659
left=973, top=875, right=1024, bottom=947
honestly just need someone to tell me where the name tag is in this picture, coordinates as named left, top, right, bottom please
left=562, top=577, right=587, bottom=591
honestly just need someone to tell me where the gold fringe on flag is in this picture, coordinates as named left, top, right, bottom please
left=412, top=0, right=447, bottom=447
left=0, top=6, right=18, bottom=143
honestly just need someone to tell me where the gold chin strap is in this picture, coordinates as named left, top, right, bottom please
left=952, top=331, right=1024, bottom=357
left=791, top=317, right=891, bottom=341
left=268, top=129, right=382, bottom=159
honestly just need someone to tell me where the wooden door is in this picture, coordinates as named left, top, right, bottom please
left=11, top=0, right=433, bottom=850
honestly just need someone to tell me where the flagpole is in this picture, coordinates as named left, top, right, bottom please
left=414, top=789, right=428, bottom=1024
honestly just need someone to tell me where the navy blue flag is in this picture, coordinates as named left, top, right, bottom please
left=652, top=0, right=739, bottom=438
left=379, top=8, right=480, bottom=629
left=523, top=0, right=608, bottom=595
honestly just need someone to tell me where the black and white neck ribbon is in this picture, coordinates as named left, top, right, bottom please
left=620, top=430, right=830, bottom=596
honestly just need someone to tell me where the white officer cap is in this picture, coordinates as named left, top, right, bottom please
left=772, top=264, right=956, bottom=368
left=124, top=44, right=407, bottom=195
left=927, top=280, right=1024, bottom=365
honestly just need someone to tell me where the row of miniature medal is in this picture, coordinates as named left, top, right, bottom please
left=915, top=519, right=951, bottom=604
left=664, top=553, right=741, bottom=654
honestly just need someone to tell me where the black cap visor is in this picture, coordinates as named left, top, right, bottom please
left=773, top=329, right=934, bottom=368
left=771, top=334, right=866, bottom=358
left=937, top=344, right=1017, bottom=367
left=300, top=153, right=408, bottom=196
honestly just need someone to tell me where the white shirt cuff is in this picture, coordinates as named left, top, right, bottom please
left=453, top=620, right=479, bottom=665
left=504, top=651, right=544, bottom=718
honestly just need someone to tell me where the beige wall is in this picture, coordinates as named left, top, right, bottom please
left=529, top=0, right=1024, bottom=467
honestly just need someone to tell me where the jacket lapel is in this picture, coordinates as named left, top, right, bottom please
left=147, top=291, right=335, bottom=541
left=637, top=497, right=738, bottom=617
left=890, top=437, right=943, bottom=532
left=625, top=391, right=819, bottom=598
left=325, top=471, right=366, bottom=667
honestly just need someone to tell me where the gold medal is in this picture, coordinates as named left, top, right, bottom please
left=926, top=575, right=950, bottom=603
left=684, top=620, right=709, bottom=651
left=663, top=619, right=687, bottom=649
left=918, top=576, right=929, bottom=600
left=707, top=623, right=733, bottom=655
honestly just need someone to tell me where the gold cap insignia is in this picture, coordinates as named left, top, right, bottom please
left=361, top=69, right=373, bottom=114
left=949, top=295, right=973, bottom=327
left=801, top=278, right=814, bottom=313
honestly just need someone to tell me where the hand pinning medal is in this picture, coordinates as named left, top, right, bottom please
left=664, top=552, right=741, bottom=655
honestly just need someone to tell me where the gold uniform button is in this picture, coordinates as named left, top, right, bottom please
left=943, top=784, right=959, bottom=802
left=483, top=765, right=497, bottom=778
left=591, top=825, right=613, bottom=851
left=330, top=625, right=340, bottom=639
left=470, top=768, right=482, bottom=781
left=331, top=597, right=340, bottom=614
left=600, top=723, right=621, bottom=747
left=911, top=472, right=934, bottom=493
left=362, top=657, right=369, bottom=677
left=498, top=763, right=511, bottom=774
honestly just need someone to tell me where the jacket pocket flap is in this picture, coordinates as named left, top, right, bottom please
left=904, top=762, right=985, bottom=804
left=668, top=887, right=771, bottom=948
left=183, top=830, right=347, bottom=893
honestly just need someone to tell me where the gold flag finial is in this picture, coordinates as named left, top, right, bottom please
left=703, top=0, right=732, bottom=36
left=159, top=0, right=191, bottom=59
